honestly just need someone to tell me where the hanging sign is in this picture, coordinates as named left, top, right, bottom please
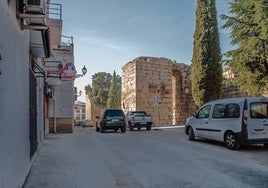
left=61, top=62, right=77, bottom=78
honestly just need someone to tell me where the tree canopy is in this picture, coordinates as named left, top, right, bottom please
left=221, top=0, right=268, bottom=95
left=191, top=0, right=222, bottom=107
left=85, top=71, right=121, bottom=109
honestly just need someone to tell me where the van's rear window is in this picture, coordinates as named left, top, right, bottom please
left=250, top=102, right=268, bottom=118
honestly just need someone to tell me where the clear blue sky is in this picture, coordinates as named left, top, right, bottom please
left=52, top=0, right=232, bottom=101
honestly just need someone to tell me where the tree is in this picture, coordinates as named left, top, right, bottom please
left=191, top=0, right=222, bottom=107
left=85, top=72, right=112, bottom=109
left=221, top=0, right=268, bottom=95
left=107, top=71, right=121, bottom=108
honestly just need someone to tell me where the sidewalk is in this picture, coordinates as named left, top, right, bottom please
left=23, top=127, right=117, bottom=188
left=23, top=125, right=183, bottom=188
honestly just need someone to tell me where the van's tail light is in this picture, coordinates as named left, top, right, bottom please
left=241, top=110, right=248, bottom=138
left=242, top=110, right=248, bottom=125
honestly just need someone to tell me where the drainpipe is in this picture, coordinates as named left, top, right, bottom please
left=52, top=90, right=57, bottom=133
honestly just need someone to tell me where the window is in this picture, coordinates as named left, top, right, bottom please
left=212, top=103, right=240, bottom=119
left=212, top=104, right=226, bottom=118
left=197, top=105, right=211, bottom=119
left=250, top=102, right=268, bottom=119
left=227, top=104, right=240, bottom=118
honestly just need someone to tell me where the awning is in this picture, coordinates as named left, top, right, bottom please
left=30, top=28, right=51, bottom=58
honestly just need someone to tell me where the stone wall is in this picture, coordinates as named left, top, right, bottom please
left=86, top=95, right=101, bottom=126
left=221, top=84, right=248, bottom=98
left=122, top=57, right=195, bottom=126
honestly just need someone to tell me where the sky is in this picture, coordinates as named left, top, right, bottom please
left=52, top=0, right=232, bottom=102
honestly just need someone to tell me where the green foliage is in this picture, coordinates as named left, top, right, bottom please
left=221, top=0, right=268, bottom=96
left=85, top=71, right=122, bottom=109
left=85, top=72, right=112, bottom=109
left=192, top=0, right=222, bottom=107
left=107, top=71, right=121, bottom=108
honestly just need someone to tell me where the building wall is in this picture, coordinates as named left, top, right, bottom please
left=0, top=1, right=31, bottom=187
left=86, top=96, right=101, bottom=126
left=48, top=80, right=74, bottom=133
left=122, top=57, right=195, bottom=126
left=46, top=17, right=75, bottom=133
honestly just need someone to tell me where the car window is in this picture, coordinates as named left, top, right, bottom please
left=106, top=110, right=124, bottom=117
left=227, top=104, right=240, bottom=118
left=250, top=102, right=268, bottom=118
left=212, top=103, right=240, bottom=119
left=197, top=105, right=211, bottom=119
left=212, top=104, right=226, bottom=118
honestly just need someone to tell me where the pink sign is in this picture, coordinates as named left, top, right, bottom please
left=61, top=62, right=77, bottom=78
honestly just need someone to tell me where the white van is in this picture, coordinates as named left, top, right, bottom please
left=185, top=97, right=268, bottom=149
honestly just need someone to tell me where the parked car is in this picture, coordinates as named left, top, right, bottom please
left=185, top=97, right=268, bottom=149
left=75, top=120, right=85, bottom=127
left=74, top=119, right=91, bottom=127
left=126, top=111, right=153, bottom=131
left=95, top=109, right=126, bottom=133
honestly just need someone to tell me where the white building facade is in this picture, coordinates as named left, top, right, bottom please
left=0, top=0, right=75, bottom=187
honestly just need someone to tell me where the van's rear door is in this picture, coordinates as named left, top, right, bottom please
left=247, top=98, right=268, bottom=139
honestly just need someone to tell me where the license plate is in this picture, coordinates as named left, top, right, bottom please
left=252, top=131, right=266, bottom=135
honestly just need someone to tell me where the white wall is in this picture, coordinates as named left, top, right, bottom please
left=48, top=80, right=74, bottom=118
left=0, top=1, right=31, bottom=187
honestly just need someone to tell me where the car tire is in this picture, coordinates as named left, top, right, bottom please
left=146, top=125, right=151, bottom=131
left=188, top=126, right=195, bottom=141
left=101, top=126, right=105, bottom=133
left=129, top=126, right=134, bottom=131
left=263, top=143, right=268, bottom=148
left=96, top=126, right=100, bottom=132
left=224, top=132, right=240, bottom=150
left=121, top=127, right=126, bottom=133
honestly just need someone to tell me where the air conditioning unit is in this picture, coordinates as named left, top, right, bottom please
left=25, top=0, right=45, bottom=14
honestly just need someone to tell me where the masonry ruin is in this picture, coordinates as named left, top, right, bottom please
left=121, top=57, right=196, bottom=125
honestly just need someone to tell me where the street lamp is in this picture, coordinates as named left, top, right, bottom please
left=76, top=65, right=87, bottom=78
left=82, top=65, right=87, bottom=75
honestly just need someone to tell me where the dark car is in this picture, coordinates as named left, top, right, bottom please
left=95, top=109, right=126, bottom=133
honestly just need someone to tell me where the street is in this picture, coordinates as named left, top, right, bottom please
left=23, top=126, right=268, bottom=188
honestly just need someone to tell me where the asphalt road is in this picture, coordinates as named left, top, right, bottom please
left=23, top=126, right=268, bottom=188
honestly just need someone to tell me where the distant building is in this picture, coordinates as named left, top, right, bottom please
left=74, top=101, right=86, bottom=121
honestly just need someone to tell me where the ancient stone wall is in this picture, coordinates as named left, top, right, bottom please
left=85, top=96, right=101, bottom=127
left=122, top=57, right=195, bottom=126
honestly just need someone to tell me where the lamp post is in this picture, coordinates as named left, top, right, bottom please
left=75, top=65, right=87, bottom=78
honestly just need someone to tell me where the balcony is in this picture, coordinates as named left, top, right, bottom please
left=17, top=0, right=47, bottom=30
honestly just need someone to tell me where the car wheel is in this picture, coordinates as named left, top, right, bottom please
left=263, top=143, right=268, bottom=148
left=114, top=128, right=118, bottom=132
left=129, top=126, right=134, bottom=131
left=121, top=127, right=126, bottom=133
left=188, top=126, right=195, bottom=141
left=224, top=132, right=240, bottom=150
left=146, top=125, right=151, bottom=131
left=137, top=127, right=141, bottom=131
left=101, top=126, right=105, bottom=133
left=96, top=126, right=100, bottom=132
